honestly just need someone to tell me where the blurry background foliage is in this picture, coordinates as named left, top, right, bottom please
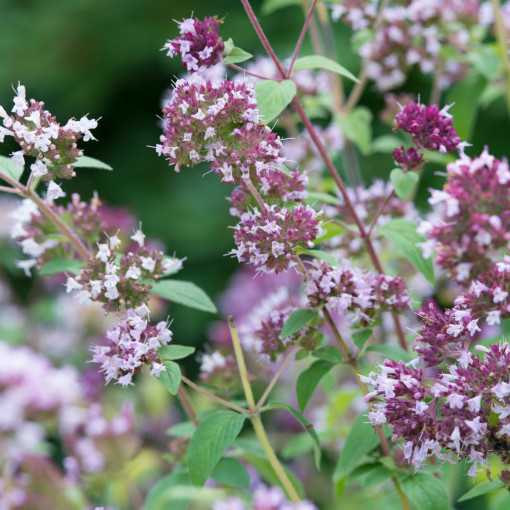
left=0, top=0, right=508, bottom=365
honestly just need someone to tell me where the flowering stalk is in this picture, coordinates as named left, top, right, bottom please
left=491, top=0, right=510, bottom=117
left=228, top=316, right=301, bottom=503
left=0, top=169, right=91, bottom=261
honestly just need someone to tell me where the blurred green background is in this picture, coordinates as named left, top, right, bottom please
left=1, top=0, right=509, bottom=357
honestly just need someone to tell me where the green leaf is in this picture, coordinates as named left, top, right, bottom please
left=187, top=410, right=246, bottom=486
left=295, top=349, right=310, bottom=360
left=362, top=465, right=393, bottom=489
left=390, top=168, right=419, bottom=201
left=457, top=480, right=505, bottom=502
left=292, top=55, right=359, bottom=83
left=74, top=155, right=113, bottom=170
left=255, top=79, right=297, bottom=124
left=278, top=164, right=292, bottom=177
left=352, top=329, right=372, bottom=350
left=377, top=218, right=435, bottom=285
left=167, top=421, right=196, bottom=438
left=333, top=413, right=379, bottom=481
left=223, top=38, right=234, bottom=56
left=296, top=359, right=335, bottom=412
left=266, top=401, right=322, bottom=470
left=365, top=344, right=414, bottom=363
left=144, top=471, right=191, bottom=510
left=307, top=191, right=343, bottom=206
left=468, top=45, right=501, bottom=81
left=223, top=47, right=253, bottom=65
left=211, top=457, right=250, bottom=488
left=295, top=247, right=336, bottom=266
left=336, top=107, right=372, bottom=155
left=311, top=346, right=343, bottom=364
left=371, top=135, right=402, bottom=154
left=401, top=473, right=451, bottom=510
left=314, top=222, right=345, bottom=243
left=157, top=361, right=181, bottom=395
left=262, top=0, right=301, bottom=15
left=158, top=344, right=196, bottom=361
left=281, top=308, right=318, bottom=338
left=39, top=258, right=84, bottom=276
left=445, top=72, right=485, bottom=140
left=150, top=280, right=217, bottom=313
left=0, top=155, right=23, bottom=181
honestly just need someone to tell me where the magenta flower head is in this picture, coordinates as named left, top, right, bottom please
left=162, top=16, right=225, bottom=72
left=392, top=146, right=424, bottom=171
left=231, top=204, right=322, bottom=273
left=393, top=102, right=461, bottom=153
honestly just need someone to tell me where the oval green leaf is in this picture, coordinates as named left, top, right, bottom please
left=211, top=457, right=250, bottom=488
left=0, top=155, right=24, bottom=182
left=39, top=258, right=84, bottom=276
left=157, top=361, right=181, bottom=395
left=255, top=79, right=297, bottom=124
left=293, top=55, right=359, bottom=83
left=188, top=410, right=246, bottom=486
left=74, top=155, right=113, bottom=170
left=223, top=47, right=253, bottom=65
left=376, top=218, right=435, bottom=285
left=158, top=344, right=196, bottom=361
left=401, top=473, right=451, bottom=510
left=281, top=307, right=317, bottom=338
left=390, top=168, right=419, bottom=201
left=296, top=359, right=335, bottom=412
left=150, top=280, right=217, bottom=313
left=458, top=480, right=505, bottom=502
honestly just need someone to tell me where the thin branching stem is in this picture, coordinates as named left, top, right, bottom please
left=287, top=0, right=318, bottom=77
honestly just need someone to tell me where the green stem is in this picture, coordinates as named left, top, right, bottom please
left=181, top=375, right=250, bottom=416
left=177, top=384, right=200, bottom=426
left=491, top=0, right=510, bottom=118
left=251, top=414, right=301, bottom=503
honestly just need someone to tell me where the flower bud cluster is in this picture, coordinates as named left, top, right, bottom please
left=199, top=351, right=240, bottom=391
left=231, top=204, right=322, bottom=273
left=157, top=79, right=286, bottom=183
left=0, top=83, right=97, bottom=181
left=393, top=102, right=461, bottom=154
left=228, top=169, right=309, bottom=217
left=91, top=307, right=172, bottom=387
left=162, top=16, right=225, bottom=72
left=414, top=301, right=480, bottom=367
left=66, top=230, right=181, bottom=312
left=392, top=146, right=424, bottom=171
left=212, top=484, right=317, bottom=510
left=11, top=194, right=104, bottom=273
left=365, top=341, right=510, bottom=476
left=454, top=263, right=510, bottom=326
left=419, top=148, right=510, bottom=282
left=333, top=1, right=482, bottom=91
left=305, top=259, right=411, bottom=325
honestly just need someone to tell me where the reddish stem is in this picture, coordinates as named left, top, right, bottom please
left=287, top=0, right=318, bottom=77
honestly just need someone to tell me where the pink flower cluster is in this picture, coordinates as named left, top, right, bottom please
left=212, top=484, right=317, bottom=510
left=393, top=102, right=461, bottom=156
left=333, top=1, right=482, bottom=91
left=414, top=301, right=480, bottom=367
left=66, top=229, right=181, bottom=312
left=91, top=306, right=172, bottom=387
left=365, top=341, right=510, bottom=476
left=419, top=148, right=510, bottom=282
left=162, top=16, right=225, bottom=72
left=305, top=259, right=411, bottom=325
left=157, top=79, right=286, bottom=183
left=231, top=204, right=322, bottom=273
left=0, top=83, right=97, bottom=181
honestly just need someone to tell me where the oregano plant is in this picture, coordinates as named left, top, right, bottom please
left=2, top=1, right=510, bottom=509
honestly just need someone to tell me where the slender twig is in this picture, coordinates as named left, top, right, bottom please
left=343, top=0, right=390, bottom=114
left=0, top=185, right=21, bottom=195
left=239, top=0, right=287, bottom=77
left=227, top=63, right=271, bottom=81
left=181, top=374, right=250, bottom=415
left=177, top=384, right=199, bottom=426
left=367, top=189, right=395, bottom=237
left=228, top=316, right=257, bottom=412
left=491, top=0, right=510, bottom=118
left=0, top=170, right=91, bottom=261
left=255, top=343, right=299, bottom=412
left=287, top=0, right=318, bottom=77
left=304, top=0, right=324, bottom=57
left=244, top=178, right=267, bottom=210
